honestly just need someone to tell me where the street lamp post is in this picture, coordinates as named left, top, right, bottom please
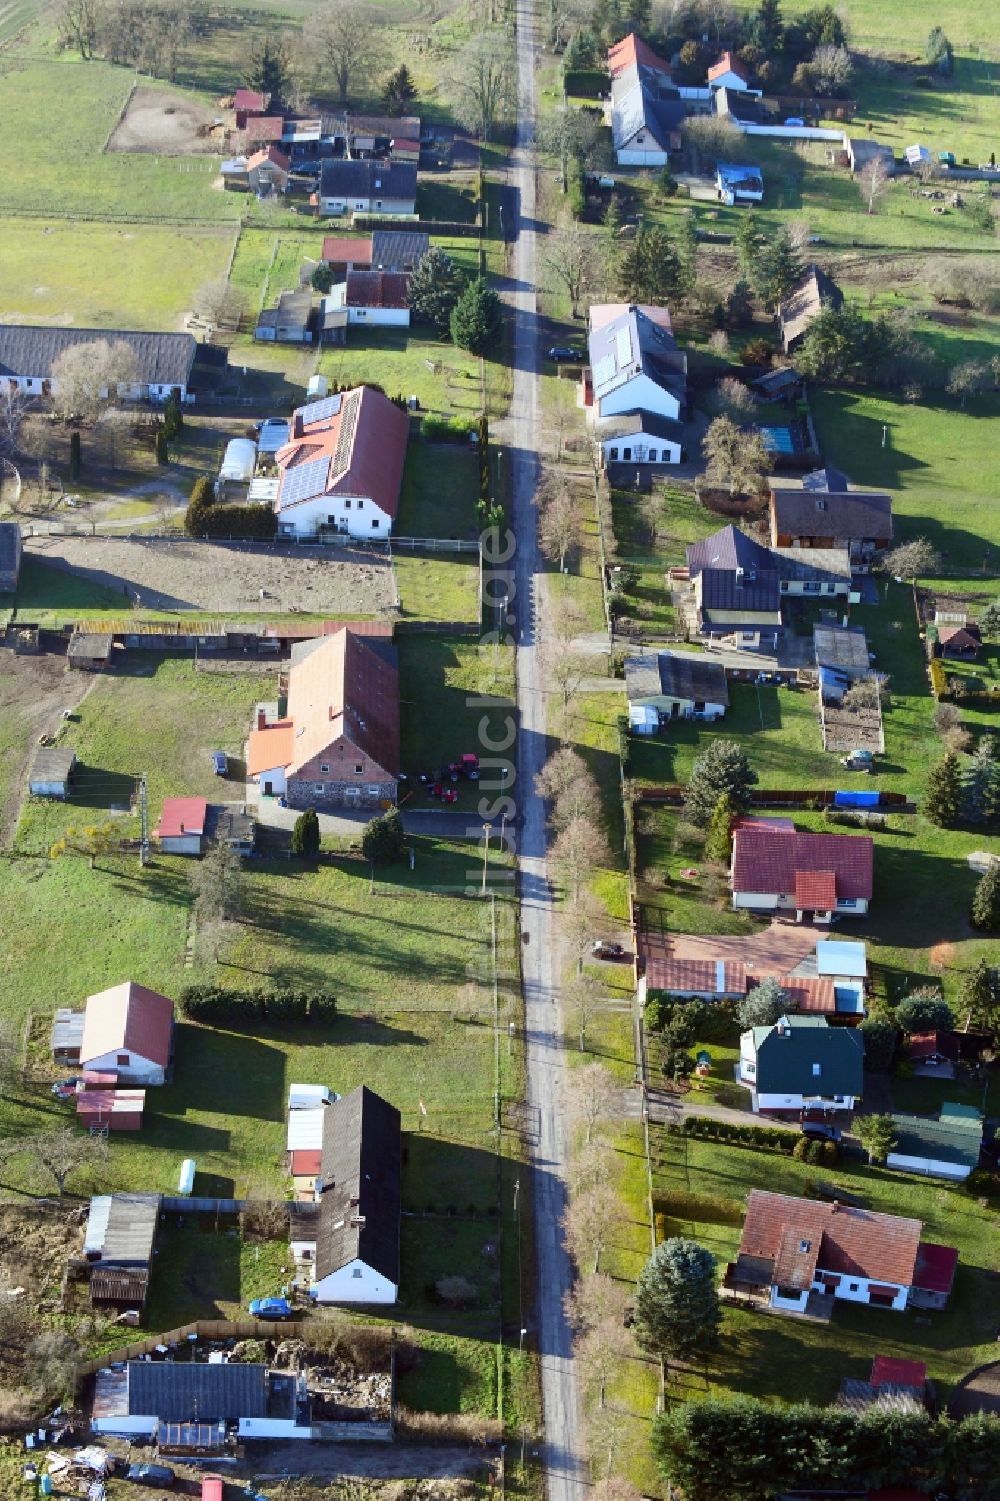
left=481, top=821, right=491, bottom=895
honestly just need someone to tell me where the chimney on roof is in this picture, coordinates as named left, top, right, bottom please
left=257, top=709, right=267, bottom=730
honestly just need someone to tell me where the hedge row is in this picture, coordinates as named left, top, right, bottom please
left=180, top=984, right=337, bottom=1023
left=671, top=1113, right=801, bottom=1154
left=195, top=502, right=277, bottom=540
left=564, top=68, right=610, bottom=97
left=421, top=415, right=475, bottom=443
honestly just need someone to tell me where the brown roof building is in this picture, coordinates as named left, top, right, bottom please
left=731, top=825, right=874, bottom=921
left=769, top=485, right=893, bottom=563
left=778, top=264, right=843, bottom=353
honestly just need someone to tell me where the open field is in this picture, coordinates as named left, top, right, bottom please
left=315, top=327, right=507, bottom=420
left=653, top=1130, right=1000, bottom=1405
left=0, top=219, right=235, bottom=329
left=21, top=536, right=396, bottom=616
left=397, top=444, right=480, bottom=540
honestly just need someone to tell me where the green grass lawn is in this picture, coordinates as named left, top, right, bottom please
left=610, top=484, right=722, bottom=634
left=395, top=552, right=481, bottom=623
left=316, top=326, right=507, bottom=420
left=653, top=1129, right=1000, bottom=1405
left=397, top=442, right=480, bottom=539
left=398, top=634, right=516, bottom=807
left=0, top=219, right=236, bottom=329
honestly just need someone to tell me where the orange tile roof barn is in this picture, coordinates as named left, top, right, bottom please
left=81, top=982, right=174, bottom=1070
left=285, top=629, right=399, bottom=778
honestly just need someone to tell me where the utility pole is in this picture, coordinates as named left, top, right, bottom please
left=138, top=774, right=150, bottom=866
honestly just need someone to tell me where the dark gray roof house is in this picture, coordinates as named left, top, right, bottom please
left=319, top=159, right=417, bottom=208
left=626, top=651, right=729, bottom=711
left=778, top=265, right=844, bottom=353
left=686, top=524, right=772, bottom=580
left=0, top=326, right=197, bottom=392
left=127, top=1360, right=269, bottom=1425
left=593, top=410, right=686, bottom=446
left=371, top=228, right=429, bottom=272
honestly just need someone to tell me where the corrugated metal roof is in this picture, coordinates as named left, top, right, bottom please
left=85, top=1192, right=160, bottom=1262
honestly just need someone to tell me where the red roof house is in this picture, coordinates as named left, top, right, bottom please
left=707, top=50, right=752, bottom=87
left=233, top=87, right=270, bottom=127
left=77, top=1089, right=145, bottom=1131
left=346, top=271, right=410, bottom=311
left=608, top=31, right=671, bottom=78
left=244, top=117, right=286, bottom=144
left=80, top=982, right=174, bottom=1086
left=937, top=623, right=981, bottom=658
left=321, top=237, right=373, bottom=271
left=729, top=1189, right=944, bottom=1315
left=731, top=825, right=874, bottom=921
left=274, top=384, right=408, bottom=539
left=153, top=796, right=208, bottom=856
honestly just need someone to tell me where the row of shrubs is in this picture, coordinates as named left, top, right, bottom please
left=421, top=414, right=474, bottom=443
left=669, top=1114, right=801, bottom=1154
left=824, top=808, right=889, bottom=831
left=179, top=984, right=337, bottom=1023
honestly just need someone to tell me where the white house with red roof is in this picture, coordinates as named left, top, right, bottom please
left=728, top=1189, right=958, bottom=1316
left=707, top=51, right=753, bottom=91
left=79, top=982, right=174, bottom=1087
left=273, top=385, right=408, bottom=539
left=730, top=822, right=874, bottom=922
left=152, top=796, right=208, bottom=856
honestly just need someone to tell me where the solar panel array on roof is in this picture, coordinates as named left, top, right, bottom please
left=615, top=325, right=632, bottom=368
left=593, top=354, right=617, bottom=389
left=299, top=393, right=343, bottom=426
left=281, top=453, right=330, bottom=504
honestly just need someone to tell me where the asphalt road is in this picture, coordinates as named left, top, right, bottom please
left=506, top=2, right=586, bottom=1496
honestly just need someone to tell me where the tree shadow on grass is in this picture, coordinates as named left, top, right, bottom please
left=158, top=1023, right=287, bottom=1123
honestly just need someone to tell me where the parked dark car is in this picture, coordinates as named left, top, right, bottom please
left=547, top=345, right=583, bottom=361
left=592, top=940, right=625, bottom=960
left=125, top=1462, right=176, bottom=1487
left=211, top=750, right=228, bottom=776
left=801, top=1119, right=842, bottom=1142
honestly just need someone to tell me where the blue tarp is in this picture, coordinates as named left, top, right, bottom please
left=834, top=790, right=880, bottom=808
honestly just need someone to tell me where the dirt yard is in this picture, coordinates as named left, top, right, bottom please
left=0, top=647, right=94, bottom=846
left=25, top=536, right=397, bottom=616
left=107, top=86, right=224, bottom=154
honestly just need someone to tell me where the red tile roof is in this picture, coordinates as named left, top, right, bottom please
left=739, top=1190, right=922, bottom=1288
left=247, top=144, right=290, bottom=170
left=645, top=957, right=745, bottom=994
left=732, top=826, right=874, bottom=901
left=708, top=50, right=752, bottom=83
left=322, top=236, right=373, bottom=266
left=794, top=869, right=837, bottom=911
left=285, top=628, right=400, bottom=778
left=871, top=1356, right=927, bottom=1389
left=938, top=625, right=981, bottom=652
left=346, top=270, right=410, bottom=310
left=234, top=88, right=269, bottom=112
left=277, top=384, right=409, bottom=523
left=913, top=1241, right=958, bottom=1295
left=81, top=982, right=174, bottom=1069
left=247, top=721, right=294, bottom=777
left=290, top=1149, right=322, bottom=1177
left=607, top=32, right=671, bottom=77
left=779, top=975, right=836, bottom=1013
left=154, top=796, right=208, bottom=840
left=244, top=116, right=286, bottom=142
left=908, top=1032, right=947, bottom=1061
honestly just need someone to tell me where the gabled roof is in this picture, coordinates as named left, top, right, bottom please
left=0, top=326, right=196, bottom=386
left=81, top=982, right=173, bottom=1068
left=588, top=304, right=686, bottom=404
left=732, top=825, right=874, bottom=901
left=153, top=797, right=208, bottom=840
left=318, top=159, right=416, bottom=201
left=645, top=956, right=746, bottom=995
left=233, top=88, right=270, bottom=113
left=593, top=410, right=686, bottom=445
left=625, top=650, right=729, bottom=706
left=314, top=1085, right=401, bottom=1285
left=322, top=112, right=421, bottom=141
left=771, top=486, right=893, bottom=542
left=938, top=625, right=981, bottom=651
left=276, top=384, right=408, bottom=522
left=371, top=229, right=430, bottom=269
left=322, top=236, right=373, bottom=266
left=611, top=71, right=688, bottom=152
left=247, top=144, right=289, bottom=169
left=739, top=1189, right=923, bottom=1288
left=245, top=119, right=286, bottom=144
left=284, top=628, right=399, bottom=778
left=912, top=1241, right=958, bottom=1295
left=698, top=566, right=782, bottom=617
left=708, top=50, right=751, bottom=83
left=686, top=523, right=772, bottom=578
left=745, top=1015, right=864, bottom=1097
left=247, top=721, right=294, bottom=776
left=779, top=264, right=844, bottom=347
left=346, top=271, right=409, bottom=309
left=795, top=869, right=837, bottom=911
left=608, top=32, right=671, bottom=77
left=127, top=1361, right=268, bottom=1422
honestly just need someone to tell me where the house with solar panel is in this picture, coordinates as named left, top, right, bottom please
left=273, top=386, right=408, bottom=539
left=585, top=304, right=687, bottom=463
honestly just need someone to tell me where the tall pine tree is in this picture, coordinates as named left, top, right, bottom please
left=704, top=791, right=736, bottom=864
left=924, top=751, right=963, bottom=828
left=964, top=734, right=1000, bottom=824
left=971, top=860, right=1000, bottom=931
left=633, top=1238, right=721, bottom=1358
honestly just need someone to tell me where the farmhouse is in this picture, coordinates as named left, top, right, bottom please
left=333, top=271, right=411, bottom=327
left=92, top=1360, right=314, bottom=1445
left=715, top=162, right=764, bottom=204
left=152, top=796, right=208, bottom=856
left=255, top=289, right=313, bottom=344
left=771, top=484, right=893, bottom=563
left=0, top=326, right=197, bottom=401
left=726, top=1189, right=958, bottom=1315
left=289, top=1085, right=401, bottom=1304
left=731, top=823, right=874, bottom=920
left=625, top=650, right=728, bottom=732
left=707, top=50, right=753, bottom=91
left=885, top=1103, right=983, bottom=1182
left=246, top=145, right=290, bottom=194
left=586, top=303, right=686, bottom=423
left=51, top=980, right=174, bottom=1086
left=0, top=521, right=21, bottom=591
left=29, top=745, right=76, bottom=799
left=247, top=626, right=399, bottom=811
left=594, top=410, right=685, bottom=467
left=83, top=1192, right=161, bottom=1309
left=273, top=386, right=408, bottom=539
left=611, top=67, right=688, bottom=166
left=779, top=265, right=843, bottom=354
left=685, top=525, right=782, bottom=648
left=318, top=160, right=417, bottom=217
left=737, top=1014, right=864, bottom=1114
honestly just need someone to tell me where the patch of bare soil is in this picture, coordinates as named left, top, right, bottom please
left=24, top=536, right=397, bottom=617
left=950, top=1360, right=1000, bottom=1419
left=0, top=647, right=92, bottom=847
left=107, top=86, right=224, bottom=155
left=821, top=702, right=882, bottom=754
left=0, top=1202, right=82, bottom=1319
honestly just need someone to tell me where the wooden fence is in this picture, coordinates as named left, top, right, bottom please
left=77, top=1319, right=307, bottom=1379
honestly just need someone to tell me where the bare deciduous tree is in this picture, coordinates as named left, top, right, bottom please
left=194, top=278, right=246, bottom=330
left=551, top=815, right=609, bottom=901
left=564, top=1270, right=631, bottom=1335
left=545, top=637, right=590, bottom=713
left=448, top=30, right=514, bottom=142
left=0, top=384, right=32, bottom=458
left=562, top=1181, right=623, bottom=1272
left=538, top=475, right=581, bottom=572
left=565, top=972, right=604, bottom=1052
left=303, top=1, right=382, bottom=103
left=536, top=747, right=602, bottom=831
left=702, top=416, right=770, bottom=498
left=565, top=1136, right=617, bottom=1196
left=49, top=339, right=139, bottom=426
left=27, top=1127, right=107, bottom=1197
left=859, top=153, right=891, bottom=215
left=26, top=1330, right=83, bottom=1402
left=542, top=221, right=600, bottom=318
left=562, top=888, right=606, bottom=976
left=565, top=1060, right=618, bottom=1144
left=55, top=0, right=99, bottom=56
